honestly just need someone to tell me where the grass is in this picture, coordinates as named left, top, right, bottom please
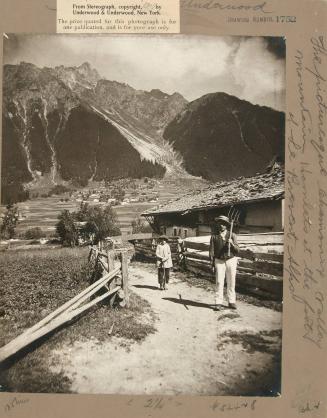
left=0, top=246, right=156, bottom=393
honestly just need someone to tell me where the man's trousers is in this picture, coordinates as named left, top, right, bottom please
left=214, top=257, right=238, bottom=305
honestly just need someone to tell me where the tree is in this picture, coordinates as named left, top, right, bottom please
left=56, top=210, right=78, bottom=247
left=56, top=204, right=121, bottom=246
left=80, top=205, right=121, bottom=243
left=24, top=227, right=45, bottom=240
left=0, top=204, right=19, bottom=239
left=112, top=186, right=125, bottom=201
left=76, top=202, right=91, bottom=221
left=131, top=217, right=152, bottom=234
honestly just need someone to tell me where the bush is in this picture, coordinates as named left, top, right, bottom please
left=0, top=204, right=19, bottom=239
left=56, top=203, right=121, bottom=246
left=24, top=227, right=45, bottom=240
left=112, top=187, right=125, bottom=201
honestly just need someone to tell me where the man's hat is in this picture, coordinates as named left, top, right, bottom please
left=159, top=235, right=169, bottom=241
left=214, top=215, right=230, bottom=225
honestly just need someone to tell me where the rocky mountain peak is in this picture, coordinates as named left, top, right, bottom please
left=76, top=61, right=100, bottom=82
left=1, top=61, right=187, bottom=204
left=79, top=61, right=92, bottom=70
left=4, top=62, right=40, bottom=90
left=148, top=89, right=169, bottom=99
left=54, top=61, right=100, bottom=90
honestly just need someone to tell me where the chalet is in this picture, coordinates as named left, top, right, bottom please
left=142, top=165, right=284, bottom=238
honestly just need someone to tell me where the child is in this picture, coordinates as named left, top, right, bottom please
left=156, top=235, right=173, bottom=290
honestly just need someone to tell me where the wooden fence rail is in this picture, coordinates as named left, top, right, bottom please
left=0, top=247, right=129, bottom=365
left=182, top=234, right=283, bottom=300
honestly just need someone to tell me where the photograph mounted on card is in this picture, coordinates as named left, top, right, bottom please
left=0, top=0, right=326, bottom=417
left=0, top=32, right=285, bottom=396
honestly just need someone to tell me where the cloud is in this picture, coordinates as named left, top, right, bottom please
left=4, top=34, right=285, bottom=111
left=230, top=37, right=286, bottom=110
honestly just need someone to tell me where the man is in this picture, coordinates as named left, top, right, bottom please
left=209, top=215, right=240, bottom=311
left=156, top=235, right=173, bottom=290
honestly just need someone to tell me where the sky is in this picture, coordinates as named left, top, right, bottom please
left=3, top=34, right=286, bottom=111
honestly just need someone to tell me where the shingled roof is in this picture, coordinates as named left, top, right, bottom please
left=142, top=165, right=284, bottom=216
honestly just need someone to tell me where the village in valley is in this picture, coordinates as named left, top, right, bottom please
left=0, top=34, right=285, bottom=396
left=0, top=175, right=207, bottom=243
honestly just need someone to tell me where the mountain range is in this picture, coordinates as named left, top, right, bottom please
left=1, top=61, right=285, bottom=204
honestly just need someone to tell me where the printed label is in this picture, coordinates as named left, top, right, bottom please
left=57, top=0, right=180, bottom=33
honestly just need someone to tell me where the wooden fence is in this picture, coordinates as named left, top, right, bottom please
left=0, top=247, right=130, bottom=365
left=89, top=245, right=130, bottom=306
left=132, top=233, right=283, bottom=300
left=183, top=233, right=283, bottom=300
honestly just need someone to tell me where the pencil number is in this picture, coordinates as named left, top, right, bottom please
left=276, top=15, right=296, bottom=23
left=144, top=398, right=164, bottom=409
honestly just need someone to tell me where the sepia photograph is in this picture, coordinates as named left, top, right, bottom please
left=0, top=34, right=285, bottom=396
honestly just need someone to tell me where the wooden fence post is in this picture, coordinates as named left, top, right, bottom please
left=107, top=250, right=115, bottom=272
left=107, top=250, right=117, bottom=308
left=121, top=252, right=129, bottom=307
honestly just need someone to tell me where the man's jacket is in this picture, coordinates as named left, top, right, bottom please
left=209, top=232, right=240, bottom=261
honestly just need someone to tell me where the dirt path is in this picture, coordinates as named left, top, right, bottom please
left=51, top=262, right=282, bottom=395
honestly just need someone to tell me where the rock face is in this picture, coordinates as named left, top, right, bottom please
left=54, top=62, right=101, bottom=91
left=2, top=62, right=285, bottom=205
left=163, top=92, right=285, bottom=181
left=1, top=62, right=186, bottom=203
left=93, top=81, right=187, bottom=133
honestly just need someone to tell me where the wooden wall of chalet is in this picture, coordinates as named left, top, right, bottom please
left=243, top=200, right=283, bottom=232
left=152, top=212, right=199, bottom=230
left=164, top=226, right=197, bottom=239
left=151, top=199, right=283, bottom=237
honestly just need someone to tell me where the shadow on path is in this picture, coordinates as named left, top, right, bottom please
left=133, top=284, right=160, bottom=291
left=162, top=297, right=221, bottom=310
